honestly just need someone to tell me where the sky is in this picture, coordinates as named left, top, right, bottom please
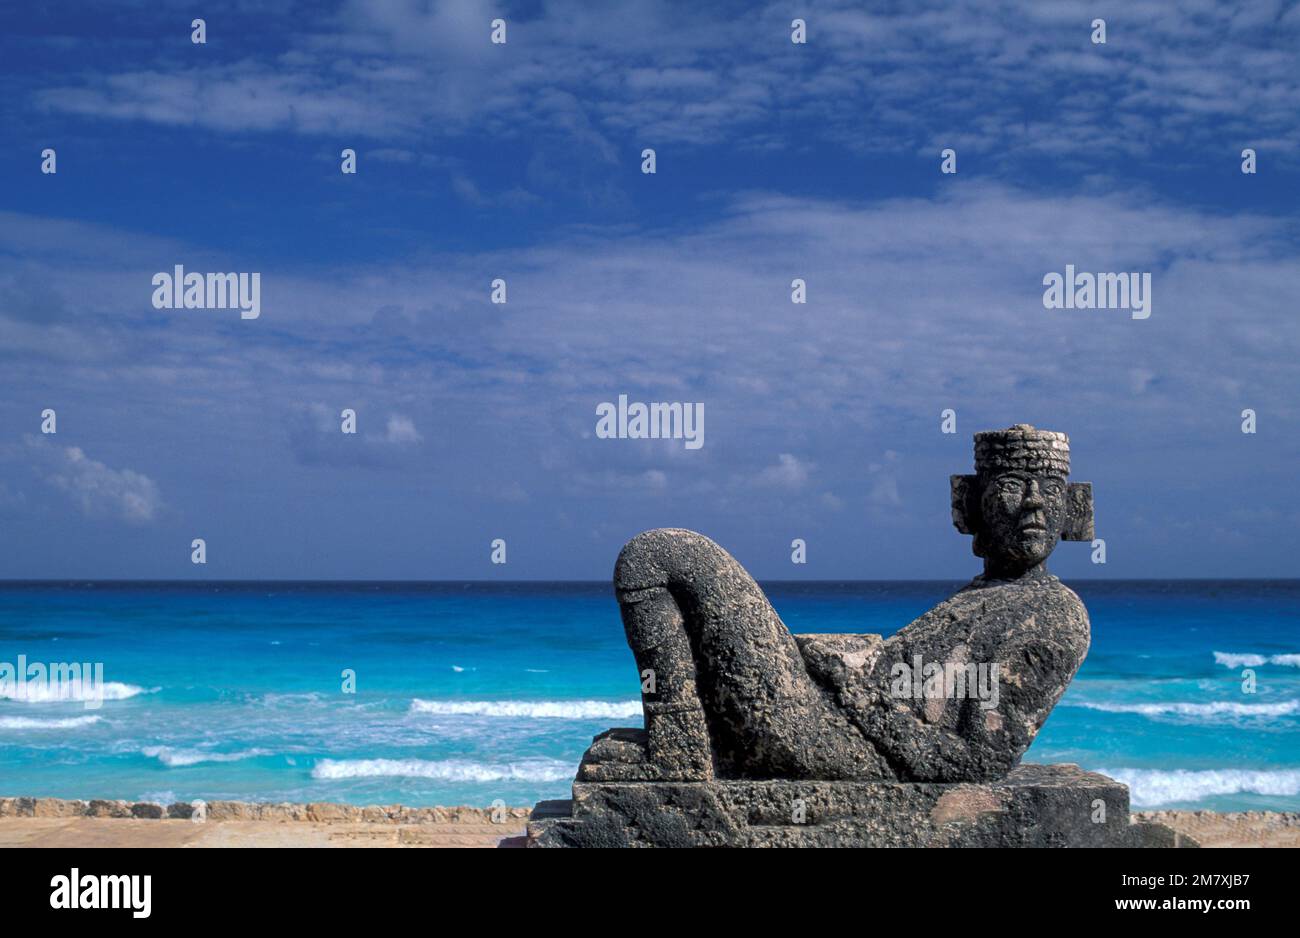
left=0, top=0, right=1298, bottom=580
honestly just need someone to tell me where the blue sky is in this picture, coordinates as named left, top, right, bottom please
left=1, top=0, right=1298, bottom=579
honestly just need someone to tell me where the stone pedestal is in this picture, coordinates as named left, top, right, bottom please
left=527, top=762, right=1195, bottom=848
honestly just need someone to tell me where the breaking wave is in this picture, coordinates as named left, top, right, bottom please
left=1214, top=651, right=1300, bottom=668
left=0, top=682, right=155, bottom=703
left=311, top=757, right=572, bottom=783
left=1100, top=767, right=1300, bottom=808
left=0, top=715, right=102, bottom=730
left=1072, top=699, right=1298, bottom=720
left=408, top=699, right=642, bottom=720
left=142, top=746, right=273, bottom=768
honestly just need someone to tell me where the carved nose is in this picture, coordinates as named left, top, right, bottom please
left=1023, top=480, right=1044, bottom=508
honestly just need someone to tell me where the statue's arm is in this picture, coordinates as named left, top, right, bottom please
left=850, top=587, right=1090, bottom=782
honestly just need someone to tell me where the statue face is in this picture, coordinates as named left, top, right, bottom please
left=978, top=471, right=1068, bottom=572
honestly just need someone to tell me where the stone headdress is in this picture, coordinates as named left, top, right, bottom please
left=952, top=424, right=1093, bottom=544
left=973, top=424, right=1071, bottom=476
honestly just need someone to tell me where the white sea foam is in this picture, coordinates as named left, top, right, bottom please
left=0, top=715, right=102, bottom=729
left=100, top=682, right=156, bottom=700
left=311, top=757, right=572, bottom=783
left=142, top=746, right=272, bottom=767
left=1214, top=651, right=1300, bottom=668
left=1100, top=767, right=1300, bottom=808
left=252, top=691, right=324, bottom=707
left=408, top=699, right=643, bottom=720
left=0, top=682, right=155, bottom=703
left=1074, top=700, right=1298, bottom=719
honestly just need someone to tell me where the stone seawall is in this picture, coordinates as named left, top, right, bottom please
left=0, top=796, right=532, bottom=824
left=4, top=797, right=1297, bottom=848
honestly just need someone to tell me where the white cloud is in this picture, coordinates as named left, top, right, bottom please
left=2, top=178, right=1297, bottom=557
left=30, top=0, right=1300, bottom=165
left=383, top=415, right=422, bottom=445
left=754, top=454, right=812, bottom=491
left=868, top=451, right=903, bottom=509
left=26, top=438, right=161, bottom=524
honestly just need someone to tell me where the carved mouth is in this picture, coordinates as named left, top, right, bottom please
left=1020, top=523, right=1047, bottom=533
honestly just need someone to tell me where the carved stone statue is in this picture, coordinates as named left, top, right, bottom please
left=602, top=424, right=1093, bottom=782
left=528, top=426, right=1191, bottom=847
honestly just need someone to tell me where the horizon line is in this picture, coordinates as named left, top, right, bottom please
left=0, top=577, right=1296, bottom=585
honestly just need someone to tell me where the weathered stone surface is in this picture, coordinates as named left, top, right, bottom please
left=86, top=799, right=132, bottom=818
left=613, top=528, right=1090, bottom=783
left=528, top=764, right=1193, bottom=848
left=843, top=576, right=1090, bottom=781
left=603, top=424, right=1095, bottom=784
left=615, top=527, right=890, bottom=780
left=208, top=800, right=284, bottom=821
left=34, top=797, right=87, bottom=818
left=0, top=795, right=533, bottom=825
left=305, top=802, right=351, bottom=823
left=1134, top=810, right=1297, bottom=848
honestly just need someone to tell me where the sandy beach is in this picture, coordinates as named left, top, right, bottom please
left=1, top=797, right=1296, bottom=848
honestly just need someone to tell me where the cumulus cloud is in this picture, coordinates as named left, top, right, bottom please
left=381, top=415, right=422, bottom=445
left=867, top=451, right=904, bottom=509
left=285, top=404, right=425, bottom=467
left=25, top=437, right=161, bottom=524
left=754, top=454, right=813, bottom=491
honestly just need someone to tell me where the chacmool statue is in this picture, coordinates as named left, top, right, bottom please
left=529, top=427, right=1195, bottom=846
left=594, top=424, right=1095, bottom=783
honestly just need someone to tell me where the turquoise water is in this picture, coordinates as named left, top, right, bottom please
left=0, top=580, right=1296, bottom=811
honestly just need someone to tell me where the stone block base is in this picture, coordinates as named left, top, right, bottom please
left=527, top=763, right=1195, bottom=848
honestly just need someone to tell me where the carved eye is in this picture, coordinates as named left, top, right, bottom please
left=997, top=478, right=1023, bottom=494
left=1041, top=480, right=1064, bottom=497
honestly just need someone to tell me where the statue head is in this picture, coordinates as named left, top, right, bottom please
left=951, top=425, right=1093, bottom=579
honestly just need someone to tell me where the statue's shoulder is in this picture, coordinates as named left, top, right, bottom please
left=944, top=573, right=1088, bottom=625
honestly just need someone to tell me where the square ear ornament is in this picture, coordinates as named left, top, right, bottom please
left=1062, top=481, right=1094, bottom=541
left=951, top=475, right=1094, bottom=541
left=950, top=474, right=977, bottom=535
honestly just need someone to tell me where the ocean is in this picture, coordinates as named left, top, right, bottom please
left=0, top=580, right=1296, bottom=812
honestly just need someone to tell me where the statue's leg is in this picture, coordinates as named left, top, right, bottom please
left=615, top=528, right=886, bottom=779
left=615, top=583, right=716, bottom=779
